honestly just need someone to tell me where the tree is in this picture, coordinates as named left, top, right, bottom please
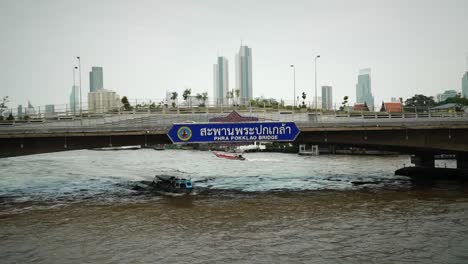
left=121, top=96, right=132, bottom=111
left=226, top=90, right=234, bottom=105
left=438, top=94, right=468, bottom=106
left=183, top=88, right=191, bottom=106
left=301, top=92, right=307, bottom=108
left=196, top=93, right=203, bottom=107
left=6, top=113, right=14, bottom=121
left=0, top=96, right=9, bottom=118
left=170, top=92, right=178, bottom=108
left=340, top=96, right=349, bottom=111
left=234, top=89, right=240, bottom=106
left=201, top=92, right=208, bottom=106
left=404, top=94, right=435, bottom=107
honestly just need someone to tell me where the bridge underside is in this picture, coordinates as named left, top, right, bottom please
left=0, top=133, right=171, bottom=158
left=296, top=128, right=468, bottom=154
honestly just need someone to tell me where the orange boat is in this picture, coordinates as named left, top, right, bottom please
left=213, top=151, right=246, bottom=160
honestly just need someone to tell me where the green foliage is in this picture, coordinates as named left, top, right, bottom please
left=201, top=92, right=208, bottom=103
left=404, top=94, right=435, bottom=107
left=249, top=97, right=279, bottom=107
left=339, top=96, right=349, bottom=111
left=0, top=96, right=9, bottom=117
left=438, top=94, right=468, bottom=106
left=6, top=113, right=14, bottom=121
left=170, top=92, right=178, bottom=107
left=182, top=88, right=191, bottom=101
left=121, top=96, right=132, bottom=110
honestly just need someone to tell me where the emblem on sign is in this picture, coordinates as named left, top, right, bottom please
left=177, top=126, right=192, bottom=141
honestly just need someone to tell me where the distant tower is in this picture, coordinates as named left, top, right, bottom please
left=236, top=45, right=253, bottom=105
left=321, top=86, right=333, bottom=110
left=69, top=85, right=80, bottom=114
left=89, top=67, right=103, bottom=92
left=17, top=105, right=23, bottom=118
left=463, top=56, right=468, bottom=98
left=356, top=68, right=375, bottom=111
left=213, top=57, right=229, bottom=105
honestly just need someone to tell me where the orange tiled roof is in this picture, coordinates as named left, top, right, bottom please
left=383, top=102, right=402, bottom=113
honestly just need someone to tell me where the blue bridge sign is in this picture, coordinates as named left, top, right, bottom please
left=167, top=122, right=300, bottom=144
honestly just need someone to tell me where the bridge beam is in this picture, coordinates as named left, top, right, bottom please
left=456, top=152, right=468, bottom=169
left=411, top=153, right=435, bottom=168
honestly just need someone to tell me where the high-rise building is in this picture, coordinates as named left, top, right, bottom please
left=17, top=105, right=23, bottom=118
left=69, top=85, right=80, bottom=114
left=235, top=45, right=253, bottom=105
left=462, top=72, right=468, bottom=98
left=88, top=89, right=121, bottom=114
left=438, top=90, right=458, bottom=102
left=356, top=68, right=375, bottom=111
left=89, top=67, right=103, bottom=92
left=462, top=56, right=468, bottom=98
left=45, top=104, right=55, bottom=113
left=213, top=56, right=229, bottom=105
left=321, top=86, right=333, bottom=110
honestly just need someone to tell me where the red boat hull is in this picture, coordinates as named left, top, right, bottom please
left=213, top=152, right=245, bottom=160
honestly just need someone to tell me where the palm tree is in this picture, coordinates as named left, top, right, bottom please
left=183, top=88, right=191, bottom=106
left=234, top=89, right=240, bottom=106
left=202, top=92, right=208, bottom=107
left=226, top=90, right=233, bottom=106
left=196, top=93, right=203, bottom=107
left=170, top=92, right=178, bottom=108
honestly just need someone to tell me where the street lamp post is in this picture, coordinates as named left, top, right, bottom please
left=315, top=55, right=320, bottom=115
left=73, top=67, right=77, bottom=115
left=76, top=56, right=82, bottom=118
left=290, top=65, right=295, bottom=110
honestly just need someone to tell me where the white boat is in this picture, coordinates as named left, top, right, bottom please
left=236, top=142, right=266, bottom=152
left=93, top=145, right=141, bottom=151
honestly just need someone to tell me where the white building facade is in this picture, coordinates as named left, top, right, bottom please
left=88, top=89, right=121, bottom=113
left=321, top=86, right=333, bottom=110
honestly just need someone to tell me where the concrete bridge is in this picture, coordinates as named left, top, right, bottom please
left=1, top=111, right=468, bottom=169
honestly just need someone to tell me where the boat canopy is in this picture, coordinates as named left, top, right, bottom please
left=155, top=175, right=177, bottom=181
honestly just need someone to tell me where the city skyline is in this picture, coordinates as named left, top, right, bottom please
left=1, top=0, right=468, bottom=108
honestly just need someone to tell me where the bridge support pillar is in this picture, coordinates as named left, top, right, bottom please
left=411, top=153, right=435, bottom=168
left=456, top=152, right=468, bottom=169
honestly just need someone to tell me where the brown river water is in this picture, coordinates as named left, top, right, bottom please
left=1, top=150, right=468, bottom=263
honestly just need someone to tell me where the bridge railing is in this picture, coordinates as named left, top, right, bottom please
left=0, top=109, right=467, bottom=135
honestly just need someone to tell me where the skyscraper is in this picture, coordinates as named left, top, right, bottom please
left=463, top=56, right=468, bottom=98
left=462, top=72, right=468, bottom=98
left=213, top=56, right=229, bottom=105
left=89, top=67, right=103, bottom=92
left=69, top=85, right=80, bottom=114
left=321, top=86, right=333, bottom=110
left=356, top=68, right=374, bottom=111
left=235, top=45, right=252, bottom=105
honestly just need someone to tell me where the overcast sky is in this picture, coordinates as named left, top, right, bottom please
left=1, top=0, right=467, bottom=108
